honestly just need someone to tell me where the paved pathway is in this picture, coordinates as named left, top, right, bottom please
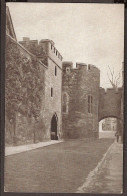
left=77, top=142, right=123, bottom=193
left=4, top=138, right=113, bottom=193
left=5, top=140, right=63, bottom=156
left=99, top=130, right=115, bottom=139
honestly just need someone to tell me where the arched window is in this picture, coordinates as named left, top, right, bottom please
left=88, top=95, right=93, bottom=114
left=63, top=93, right=69, bottom=113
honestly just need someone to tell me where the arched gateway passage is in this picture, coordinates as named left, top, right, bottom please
left=98, top=88, right=123, bottom=141
left=51, top=113, right=58, bottom=140
left=99, top=88, right=122, bottom=121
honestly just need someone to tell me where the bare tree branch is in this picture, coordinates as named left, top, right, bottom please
left=107, top=65, right=122, bottom=89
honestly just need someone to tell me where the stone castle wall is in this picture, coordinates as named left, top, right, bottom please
left=62, top=62, right=100, bottom=139
left=5, top=35, right=46, bottom=145
left=6, top=7, right=123, bottom=146
left=99, top=87, right=122, bottom=121
left=39, top=39, right=63, bottom=67
left=6, top=35, right=122, bottom=146
left=41, top=52, right=62, bottom=140
left=19, top=38, right=63, bottom=141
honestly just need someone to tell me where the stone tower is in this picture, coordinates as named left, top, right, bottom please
left=62, top=62, right=100, bottom=139
left=39, top=39, right=63, bottom=140
left=19, top=38, right=63, bottom=140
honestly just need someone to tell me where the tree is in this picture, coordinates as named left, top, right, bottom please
left=107, top=65, right=122, bottom=89
left=107, top=65, right=123, bottom=143
left=20, top=42, right=48, bottom=66
left=5, top=36, right=44, bottom=144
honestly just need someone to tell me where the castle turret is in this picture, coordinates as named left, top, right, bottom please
left=39, top=39, right=63, bottom=69
left=62, top=61, right=100, bottom=139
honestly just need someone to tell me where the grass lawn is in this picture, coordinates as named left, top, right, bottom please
left=5, top=138, right=114, bottom=193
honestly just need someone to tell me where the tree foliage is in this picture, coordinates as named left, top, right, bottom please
left=21, top=42, right=48, bottom=66
left=5, top=36, right=44, bottom=125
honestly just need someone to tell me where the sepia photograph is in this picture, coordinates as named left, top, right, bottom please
left=4, top=2, right=124, bottom=193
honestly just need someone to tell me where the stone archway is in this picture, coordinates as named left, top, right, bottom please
left=51, top=113, right=58, bottom=140
left=99, top=88, right=122, bottom=121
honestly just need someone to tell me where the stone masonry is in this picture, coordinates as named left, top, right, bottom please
left=18, top=38, right=63, bottom=141
left=5, top=7, right=123, bottom=145
left=62, top=62, right=100, bottom=139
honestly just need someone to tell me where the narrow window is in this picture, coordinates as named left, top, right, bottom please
left=55, top=66, right=57, bottom=76
left=54, top=48, right=55, bottom=53
left=88, top=95, right=93, bottom=114
left=91, top=96, right=93, bottom=113
left=88, top=95, right=90, bottom=113
left=56, top=51, right=57, bottom=56
left=88, top=65, right=90, bottom=70
left=51, top=88, right=53, bottom=97
left=51, top=45, right=52, bottom=49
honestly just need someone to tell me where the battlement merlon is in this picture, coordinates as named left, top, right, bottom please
left=62, top=61, right=73, bottom=69
left=19, top=38, right=63, bottom=58
left=39, top=39, right=63, bottom=62
left=19, top=37, right=63, bottom=68
left=76, top=62, right=87, bottom=69
left=39, top=39, right=55, bottom=46
left=76, top=62, right=100, bottom=72
left=20, top=38, right=54, bottom=46
left=19, top=37, right=38, bottom=45
left=62, top=61, right=100, bottom=73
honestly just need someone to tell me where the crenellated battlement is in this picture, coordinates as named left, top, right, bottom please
left=39, top=39, right=63, bottom=62
left=6, top=6, right=123, bottom=145
left=99, top=87, right=122, bottom=121
left=62, top=61, right=100, bottom=74
left=99, top=87, right=122, bottom=94
left=19, top=37, right=63, bottom=68
left=62, top=61, right=100, bottom=139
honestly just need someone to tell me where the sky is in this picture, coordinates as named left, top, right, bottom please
left=7, top=3, right=124, bottom=88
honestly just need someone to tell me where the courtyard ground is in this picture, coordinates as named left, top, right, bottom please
left=78, top=142, right=123, bottom=193
left=5, top=138, right=114, bottom=193
left=99, top=130, right=115, bottom=139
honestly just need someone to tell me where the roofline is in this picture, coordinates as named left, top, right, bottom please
left=6, top=6, right=17, bottom=41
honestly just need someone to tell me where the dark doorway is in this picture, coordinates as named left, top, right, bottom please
left=51, top=114, right=58, bottom=140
